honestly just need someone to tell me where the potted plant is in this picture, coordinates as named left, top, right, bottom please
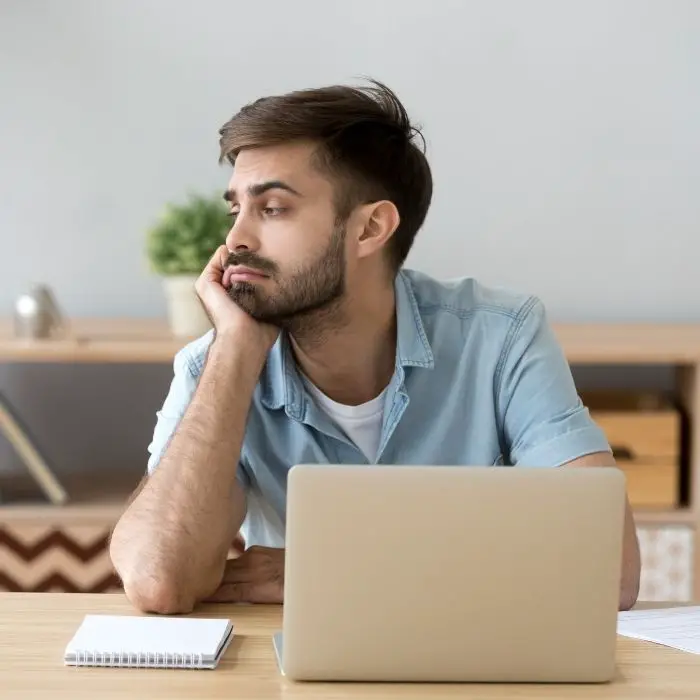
left=146, top=192, right=229, bottom=337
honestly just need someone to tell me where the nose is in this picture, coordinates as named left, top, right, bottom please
left=225, top=213, right=260, bottom=253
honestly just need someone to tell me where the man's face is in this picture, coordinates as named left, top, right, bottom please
left=222, top=141, right=348, bottom=327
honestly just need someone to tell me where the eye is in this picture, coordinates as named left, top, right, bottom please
left=227, top=210, right=239, bottom=224
left=263, top=207, right=286, bottom=217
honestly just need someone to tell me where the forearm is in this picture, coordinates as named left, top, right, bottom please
left=110, top=333, right=265, bottom=612
left=619, top=499, right=641, bottom=611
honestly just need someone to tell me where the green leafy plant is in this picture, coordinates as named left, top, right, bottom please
left=146, top=193, right=230, bottom=275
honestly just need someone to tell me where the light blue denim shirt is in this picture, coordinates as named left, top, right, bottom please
left=147, top=269, right=611, bottom=547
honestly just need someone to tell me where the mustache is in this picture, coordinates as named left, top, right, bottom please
left=226, top=251, right=278, bottom=275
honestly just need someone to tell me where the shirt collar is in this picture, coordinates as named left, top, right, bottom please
left=394, top=269, right=435, bottom=370
left=259, top=270, right=434, bottom=412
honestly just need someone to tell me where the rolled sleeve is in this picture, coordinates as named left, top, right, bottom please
left=495, top=297, right=611, bottom=466
left=146, top=346, right=251, bottom=490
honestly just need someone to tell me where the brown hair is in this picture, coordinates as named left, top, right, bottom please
left=218, top=79, right=433, bottom=270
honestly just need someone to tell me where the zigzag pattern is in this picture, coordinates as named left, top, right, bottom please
left=0, top=524, right=121, bottom=593
left=0, top=525, right=245, bottom=593
left=0, top=527, right=109, bottom=561
left=0, top=570, right=121, bottom=593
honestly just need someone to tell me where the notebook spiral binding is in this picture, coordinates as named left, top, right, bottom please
left=72, top=649, right=205, bottom=669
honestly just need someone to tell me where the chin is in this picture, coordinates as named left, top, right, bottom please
left=228, top=284, right=259, bottom=307
left=228, top=289, right=275, bottom=323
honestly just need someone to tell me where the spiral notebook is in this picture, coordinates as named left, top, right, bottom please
left=64, top=614, right=234, bottom=669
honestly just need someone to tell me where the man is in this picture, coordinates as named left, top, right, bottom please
left=109, top=80, right=641, bottom=614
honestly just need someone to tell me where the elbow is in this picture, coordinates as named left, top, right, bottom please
left=121, top=575, right=196, bottom=615
left=619, top=590, right=639, bottom=612
left=619, top=580, right=640, bottom=612
left=109, top=535, right=196, bottom=615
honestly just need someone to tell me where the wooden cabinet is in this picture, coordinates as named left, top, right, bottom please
left=584, top=392, right=682, bottom=509
left=0, top=466, right=245, bottom=592
left=0, top=523, right=120, bottom=593
left=0, top=506, right=122, bottom=593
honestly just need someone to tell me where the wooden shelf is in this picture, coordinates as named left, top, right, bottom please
left=633, top=508, right=696, bottom=526
left=0, top=468, right=140, bottom=522
left=4, top=497, right=692, bottom=525
left=3, top=318, right=700, bottom=365
left=2, top=488, right=694, bottom=524
left=0, top=319, right=195, bottom=363
left=554, top=324, right=700, bottom=364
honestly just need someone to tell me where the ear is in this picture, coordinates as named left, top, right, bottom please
left=355, top=200, right=400, bottom=260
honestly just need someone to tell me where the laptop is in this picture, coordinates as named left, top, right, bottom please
left=274, top=464, right=626, bottom=683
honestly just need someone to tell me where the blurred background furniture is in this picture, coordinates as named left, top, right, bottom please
left=1, top=319, right=700, bottom=599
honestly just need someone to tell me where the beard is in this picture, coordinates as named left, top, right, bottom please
left=226, top=223, right=346, bottom=331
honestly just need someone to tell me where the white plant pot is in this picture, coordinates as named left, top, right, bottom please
left=161, top=275, right=212, bottom=338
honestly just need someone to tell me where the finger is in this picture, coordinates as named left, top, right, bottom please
left=195, top=245, right=230, bottom=305
left=220, top=564, right=258, bottom=584
left=204, top=582, right=255, bottom=604
left=200, top=244, right=229, bottom=284
left=246, top=580, right=284, bottom=605
left=204, top=579, right=284, bottom=605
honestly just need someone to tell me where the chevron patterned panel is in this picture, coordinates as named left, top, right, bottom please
left=0, top=523, right=121, bottom=593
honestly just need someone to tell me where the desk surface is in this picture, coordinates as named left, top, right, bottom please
left=1, top=594, right=699, bottom=699
left=4, top=318, right=700, bottom=364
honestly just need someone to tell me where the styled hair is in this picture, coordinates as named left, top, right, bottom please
left=218, top=79, right=432, bottom=270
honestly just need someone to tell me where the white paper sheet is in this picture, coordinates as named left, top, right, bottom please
left=617, top=606, right=700, bottom=654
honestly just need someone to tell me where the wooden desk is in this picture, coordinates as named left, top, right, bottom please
left=1, top=593, right=700, bottom=699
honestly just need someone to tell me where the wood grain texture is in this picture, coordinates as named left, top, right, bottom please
left=1, top=594, right=700, bottom=698
left=591, top=412, right=679, bottom=459
left=553, top=324, right=700, bottom=364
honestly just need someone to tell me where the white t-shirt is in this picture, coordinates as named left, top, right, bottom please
left=302, top=376, right=387, bottom=462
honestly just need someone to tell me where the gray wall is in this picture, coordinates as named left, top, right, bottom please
left=0, top=1, right=697, bottom=492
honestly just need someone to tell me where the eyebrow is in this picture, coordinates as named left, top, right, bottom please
left=223, top=180, right=303, bottom=202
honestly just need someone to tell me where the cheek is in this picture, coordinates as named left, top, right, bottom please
left=271, top=219, right=331, bottom=264
left=270, top=235, right=313, bottom=268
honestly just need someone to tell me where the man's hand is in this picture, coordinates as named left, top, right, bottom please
left=205, top=546, right=285, bottom=604
left=195, top=244, right=279, bottom=349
